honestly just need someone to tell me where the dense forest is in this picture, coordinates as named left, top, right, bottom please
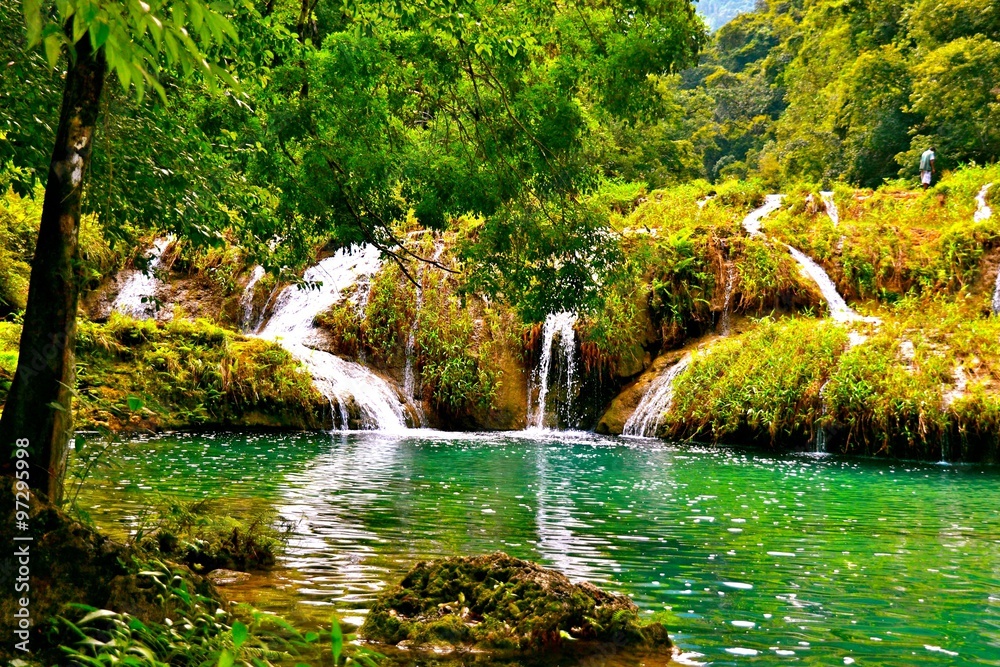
left=2, top=0, right=1000, bottom=666
left=687, top=0, right=1000, bottom=186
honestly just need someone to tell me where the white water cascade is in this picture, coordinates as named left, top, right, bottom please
left=260, top=246, right=409, bottom=431
left=785, top=246, right=878, bottom=324
left=527, top=312, right=578, bottom=430
left=743, top=195, right=876, bottom=324
left=720, top=263, right=737, bottom=336
left=821, top=191, right=840, bottom=226
left=975, top=183, right=993, bottom=223
left=112, top=238, right=170, bottom=319
left=622, top=355, right=692, bottom=438
left=240, top=265, right=266, bottom=332
left=741, top=195, right=785, bottom=237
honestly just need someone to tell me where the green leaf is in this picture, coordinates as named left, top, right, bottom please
left=43, top=34, right=62, bottom=69
left=116, top=59, right=133, bottom=91
left=89, top=20, right=110, bottom=50
left=189, top=0, right=204, bottom=31
left=217, top=650, right=234, bottom=667
left=72, top=10, right=87, bottom=43
left=231, top=620, right=248, bottom=651
left=331, top=615, right=343, bottom=665
left=22, top=0, right=43, bottom=46
left=127, top=395, right=145, bottom=411
left=164, top=29, right=179, bottom=62
left=78, top=609, right=119, bottom=625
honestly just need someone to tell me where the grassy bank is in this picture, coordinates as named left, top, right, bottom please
left=0, top=315, right=327, bottom=432
left=660, top=295, right=1000, bottom=461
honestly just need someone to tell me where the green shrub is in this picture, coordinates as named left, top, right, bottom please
left=665, top=317, right=849, bottom=445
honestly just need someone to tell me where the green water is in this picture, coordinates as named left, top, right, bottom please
left=75, top=430, right=1000, bottom=665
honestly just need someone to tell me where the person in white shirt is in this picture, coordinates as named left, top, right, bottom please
left=919, top=147, right=936, bottom=190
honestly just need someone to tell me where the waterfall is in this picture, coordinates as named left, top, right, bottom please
left=281, top=341, right=409, bottom=431
left=740, top=194, right=873, bottom=324
left=741, top=195, right=785, bottom=237
left=976, top=185, right=1000, bottom=315
left=402, top=241, right=445, bottom=427
left=260, top=246, right=382, bottom=339
left=992, top=270, right=1000, bottom=316
left=260, top=245, right=409, bottom=432
left=785, top=246, right=878, bottom=324
left=720, top=263, right=736, bottom=336
left=815, top=380, right=831, bottom=453
left=975, top=184, right=993, bottom=223
left=112, top=238, right=170, bottom=319
left=240, top=265, right=266, bottom=333
left=527, top=312, right=578, bottom=430
left=622, top=355, right=691, bottom=438
left=821, top=191, right=839, bottom=226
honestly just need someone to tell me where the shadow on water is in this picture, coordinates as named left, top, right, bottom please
left=73, top=430, right=1000, bottom=666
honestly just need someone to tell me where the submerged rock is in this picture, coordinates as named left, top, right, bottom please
left=360, top=553, right=672, bottom=656
left=206, top=568, right=252, bottom=586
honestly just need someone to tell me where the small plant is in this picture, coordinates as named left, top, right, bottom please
left=48, top=561, right=380, bottom=667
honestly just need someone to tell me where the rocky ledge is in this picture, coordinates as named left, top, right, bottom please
left=360, top=553, right=672, bottom=657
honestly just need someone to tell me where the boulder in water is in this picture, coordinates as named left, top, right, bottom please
left=360, top=553, right=672, bottom=655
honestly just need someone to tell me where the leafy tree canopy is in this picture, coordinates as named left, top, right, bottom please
left=4, top=0, right=707, bottom=318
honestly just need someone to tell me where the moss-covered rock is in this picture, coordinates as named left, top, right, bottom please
left=72, top=314, right=329, bottom=432
left=360, top=553, right=672, bottom=656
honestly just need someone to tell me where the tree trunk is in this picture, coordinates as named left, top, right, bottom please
left=0, top=37, right=106, bottom=504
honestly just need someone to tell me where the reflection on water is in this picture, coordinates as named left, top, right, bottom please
left=75, top=431, right=1000, bottom=666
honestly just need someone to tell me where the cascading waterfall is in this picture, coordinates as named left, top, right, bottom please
left=402, top=240, right=445, bottom=427
left=260, top=245, right=409, bottom=431
left=112, top=238, right=170, bottom=319
left=742, top=195, right=876, bottom=324
left=815, top=380, right=831, bottom=453
left=821, top=191, right=840, bottom=226
left=741, top=195, right=785, bottom=237
left=260, top=246, right=382, bottom=339
left=785, top=246, right=878, bottom=324
left=281, top=341, right=409, bottom=431
left=527, top=312, right=578, bottom=430
left=622, top=355, right=692, bottom=438
left=240, top=265, right=266, bottom=333
left=973, top=185, right=1000, bottom=315
left=975, top=183, right=993, bottom=223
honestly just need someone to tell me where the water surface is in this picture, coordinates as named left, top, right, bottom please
left=75, top=431, right=1000, bottom=665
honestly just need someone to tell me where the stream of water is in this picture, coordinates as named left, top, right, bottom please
left=112, top=238, right=171, bottom=319
left=259, top=246, right=411, bottom=430
left=623, top=356, right=692, bottom=439
left=528, top=312, right=579, bottom=430
left=75, top=431, right=1000, bottom=666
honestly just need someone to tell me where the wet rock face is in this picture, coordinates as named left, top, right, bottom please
left=360, top=553, right=672, bottom=655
